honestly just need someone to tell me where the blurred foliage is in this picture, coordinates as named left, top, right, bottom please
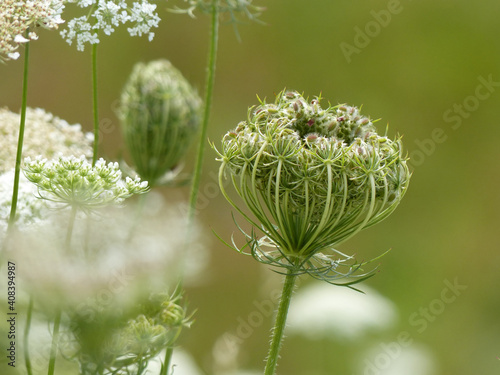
left=1, top=0, right=499, bottom=374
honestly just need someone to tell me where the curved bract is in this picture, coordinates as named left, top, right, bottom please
left=216, top=90, right=410, bottom=283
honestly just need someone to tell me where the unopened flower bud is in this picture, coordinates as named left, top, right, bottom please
left=119, top=59, right=202, bottom=187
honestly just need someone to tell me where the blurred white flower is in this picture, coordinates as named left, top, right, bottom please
left=146, top=349, right=204, bottom=375
left=287, top=283, right=398, bottom=341
left=0, top=170, right=46, bottom=240
left=11, top=196, right=206, bottom=315
left=212, top=333, right=262, bottom=375
left=360, top=344, right=437, bottom=375
left=0, top=107, right=93, bottom=173
left=61, top=0, right=161, bottom=51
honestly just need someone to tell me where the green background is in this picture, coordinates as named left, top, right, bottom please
left=1, top=0, right=499, bottom=374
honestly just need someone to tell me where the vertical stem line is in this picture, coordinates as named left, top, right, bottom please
left=264, top=268, right=298, bottom=375
left=187, top=0, right=219, bottom=224
left=24, top=296, right=34, bottom=375
left=47, top=311, right=62, bottom=375
left=47, top=207, right=78, bottom=375
left=91, top=43, right=99, bottom=166
left=6, top=31, right=31, bottom=371
left=160, top=346, right=174, bottom=375
left=7, top=33, right=30, bottom=232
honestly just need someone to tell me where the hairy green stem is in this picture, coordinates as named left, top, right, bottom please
left=24, top=296, right=34, bottom=375
left=7, top=31, right=30, bottom=233
left=264, top=269, right=298, bottom=375
left=91, top=43, right=99, bottom=166
left=187, top=0, right=219, bottom=223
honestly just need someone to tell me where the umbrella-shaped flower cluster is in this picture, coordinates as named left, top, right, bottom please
left=23, top=155, right=149, bottom=212
left=216, top=90, right=410, bottom=284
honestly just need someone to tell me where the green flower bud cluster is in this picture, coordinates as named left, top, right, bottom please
left=23, top=155, right=149, bottom=212
left=76, top=291, right=192, bottom=375
left=216, top=90, right=410, bottom=283
left=119, top=59, right=202, bottom=187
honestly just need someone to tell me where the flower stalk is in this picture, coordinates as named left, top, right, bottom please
left=48, top=206, right=77, bottom=375
left=188, top=0, right=219, bottom=223
left=7, top=30, right=30, bottom=233
left=264, top=268, right=298, bottom=375
left=47, top=310, right=62, bottom=375
left=92, top=43, right=99, bottom=166
left=24, top=296, right=34, bottom=375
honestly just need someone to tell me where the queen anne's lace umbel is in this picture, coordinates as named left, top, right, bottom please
left=0, top=0, right=64, bottom=61
left=23, top=155, right=149, bottom=212
left=0, top=107, right=93, bottom=173
left=216, top=91, right=411, bottom=283
left=60, top=0, right=161, bottom=51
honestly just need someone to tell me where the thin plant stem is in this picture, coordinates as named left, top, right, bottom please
left=91, top=43, right=99, bottom=166
left=187, top=0, right=219, bottom=224
left=163, top=3, right=219, bottom=372
left=47, top=310, right=62, bottom=375
left=24, top=296, right=34, bottom=375
left=5, top=30, right=31, bottom=370
left=65, top=206, right=78, bottom=252
left=160, top=346, right=174, bottom=375
left=264, top=268, right=298, bottom=375
left=7, top=30, right=30, bottom=234
left=47, top=207, right=78, bottom=375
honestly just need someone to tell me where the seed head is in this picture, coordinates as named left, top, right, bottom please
left=215, top=90, right=411, bottom=284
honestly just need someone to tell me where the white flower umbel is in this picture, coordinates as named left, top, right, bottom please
left=0, top=0, right=64, bottom=62
left=23, top=155, right=149, bottom=212
left=0, top=107, right=93, bottom=173
left=61, top=0, right=161, bottom=51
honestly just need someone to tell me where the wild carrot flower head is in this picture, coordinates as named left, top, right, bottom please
left=23, top=155, right=149, bottom=212
left=0, top=171, right=45, bottom=240
left=0, top=107, right=93, bottom=173
left=119, top=59, right=202, bottom=187
left=0, top=0, right=64, bottom=62
left=60, top=0, right=161, bottom=51
left=216, top=90, right=410, bottom=284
